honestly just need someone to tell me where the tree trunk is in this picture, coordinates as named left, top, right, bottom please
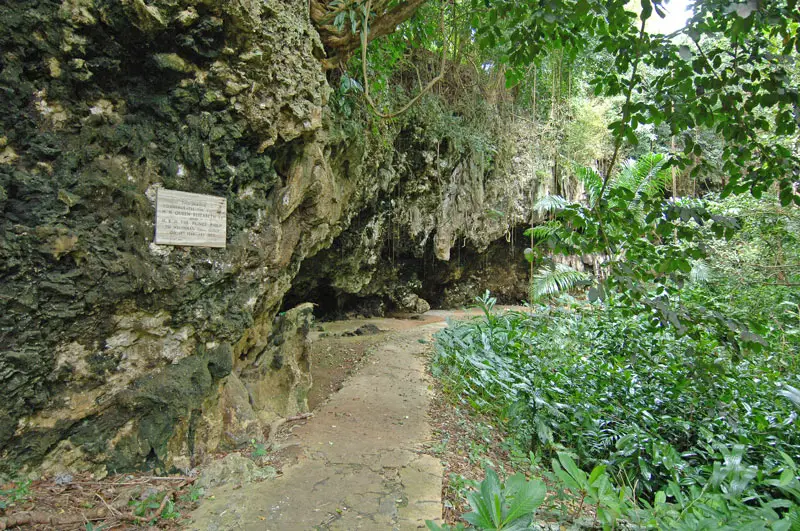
left=312, top=0, right=427, bottom=68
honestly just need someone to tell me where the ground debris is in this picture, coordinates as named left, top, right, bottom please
left=0, top=472, right=198, bottom=530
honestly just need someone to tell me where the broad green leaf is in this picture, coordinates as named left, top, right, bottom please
left=503, top=474, right=546, bottom=524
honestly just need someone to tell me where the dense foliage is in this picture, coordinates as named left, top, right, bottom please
left=329, top=0, right=799, bottom=203
left=432, top=192, right=800, bottom=527
left=434, top=292, right=800, bottom=527
left=437, top=291, right=799, bottom=479
left=465, top=0, right=800, bottom=201
left=526, top=154, right=775, bottom=352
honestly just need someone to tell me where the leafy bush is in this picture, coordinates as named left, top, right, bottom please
left=435, top=294, right=800, bottom=488
left=432, top=288, right=800, bottom=526
left=434, top=167, right=800, bottom=526
left=427, top=467, right=546, bottom=531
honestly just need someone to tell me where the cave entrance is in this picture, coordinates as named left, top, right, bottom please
left=281, top=226, right=532, bottom=321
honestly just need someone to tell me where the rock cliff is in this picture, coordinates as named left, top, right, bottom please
left=0, top=0, right=579, bottom=476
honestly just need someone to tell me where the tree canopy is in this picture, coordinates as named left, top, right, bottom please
left=315, top=0, right=800, bottom=204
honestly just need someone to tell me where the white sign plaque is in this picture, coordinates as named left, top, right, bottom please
left=154, top=188, right=227, bottom=248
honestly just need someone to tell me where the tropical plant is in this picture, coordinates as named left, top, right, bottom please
left=565, top=153, right=671, bottom=211
left=433, top=270, right=800, bottom=493
left=525, top=152, right=674, bottom=300
left=433, top=444, right=800, bottom=529
left=550, top=452, right=632, bottom=527
left=426, top=467, right=546, bottom=531
left=529, top=263, right=589, bottom=301
left=532, top=152, right=671, bottom=221
left=433, top=288, right=800, bottom=527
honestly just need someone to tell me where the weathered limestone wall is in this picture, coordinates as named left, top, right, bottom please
left=0, top=1, right=583, bottom=476
left=287, top=118, right=586, bottom=314
left=0, top=0, right=353, bottom=476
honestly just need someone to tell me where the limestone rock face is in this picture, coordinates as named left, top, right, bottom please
left=0, top=0, right=338, bottom=476
left=216, top=374, right=264, bottom=450
left=237, top=303, right=314, bottom=428
left=0, top=0, right=586, bottom=475
left=286, top=118, right=586, bottom=314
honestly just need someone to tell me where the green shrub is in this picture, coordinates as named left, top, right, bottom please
left=435, top=295, right=800, bottom=490
left=427, top=467, right=546, bottom=531
left=433, top=289, right=800, bottom=526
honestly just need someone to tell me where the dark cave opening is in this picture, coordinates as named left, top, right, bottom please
left=281, top=226, right=533, bottom=321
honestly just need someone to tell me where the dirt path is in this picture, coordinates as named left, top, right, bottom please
left=189, top=316, right=455, bottom=531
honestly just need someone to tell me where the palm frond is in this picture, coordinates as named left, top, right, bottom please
left=533, top=194, right=568, bottom=216
left=531, top=264, right=590, bottom=300
left=615, top=153, right=670, bottom=199
left=576, top=166, right=603, bottom=207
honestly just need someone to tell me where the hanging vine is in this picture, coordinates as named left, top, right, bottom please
left=359, top=0, right=448, bottom=119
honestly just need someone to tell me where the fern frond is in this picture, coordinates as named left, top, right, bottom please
left=533, top=195, right=568, bottom=216
left=526, top=221, right=562, bottom=241
left=531, top=264, right=590, bottom=299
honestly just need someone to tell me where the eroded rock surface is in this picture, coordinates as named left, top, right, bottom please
left=1, top=0, right=582, bottom=476
left=284, top=116, right=587, bottom=315
left=0, top=0, right=338, bottom=475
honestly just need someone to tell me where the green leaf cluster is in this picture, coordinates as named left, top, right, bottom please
left=427, top=467, right=545, bottom=531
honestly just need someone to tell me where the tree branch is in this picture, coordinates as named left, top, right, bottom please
left=359, top=0, right=446, bottom=119
left=597, top=17, right=648, bottom=206
left=313, top=0, right=428, bottom=68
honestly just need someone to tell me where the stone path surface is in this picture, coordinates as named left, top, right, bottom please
left=190, top=319, right=449, bottom=530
